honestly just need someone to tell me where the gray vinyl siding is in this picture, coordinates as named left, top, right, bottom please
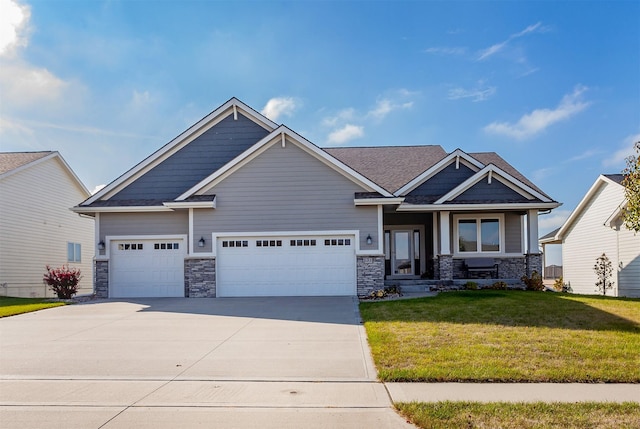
left=408, top=162, right=475, bottom=198
left=112, top=113, right=270, bottom=201
left=99, top=212, right=188, bottom=244
left=452, top=179, right=531, bottom=203
left=193, top=141, right=378, bottom=252
left=504, top=212, right=523, bottom=253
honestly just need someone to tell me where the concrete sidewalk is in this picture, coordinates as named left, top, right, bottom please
left=386, top=382, right=640, bottom=403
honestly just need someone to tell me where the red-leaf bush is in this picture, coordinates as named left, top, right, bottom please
left=43, top=265, right=82, bottom=299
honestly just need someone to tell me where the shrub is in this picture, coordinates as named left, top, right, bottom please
left=464, top=281, right=478, bottom=290
left=521, top=271, right=544, bottom=291
left=488, top=281, right=508, bottom=290
left=553, top=276, right=564, bottom=292
left=43, top=265, right=82, bottom=299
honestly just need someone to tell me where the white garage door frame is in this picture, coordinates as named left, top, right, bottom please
left=106, top=234, right=188, bottom=298
left=214, top=230, right=359, bottom=297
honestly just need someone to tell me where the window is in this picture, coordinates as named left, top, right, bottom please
left=290, top=239, right=316, bottom=247
left=455, top=215, right=502, bottom=254
left=120, top=243, right=143, bottom=251
left=154, top=243, right=179, bottom=250
left=222, top=240, right=248, bottom=248
left=256, top=240, right=281, bottom=247
left=67, top=242, right=81, bottom=262
left=324, top=238, right=351, bottom=246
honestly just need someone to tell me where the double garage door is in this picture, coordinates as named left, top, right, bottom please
left=109, top=234, right=356, bottom=297
left=216, top=234, right=356, bottom=297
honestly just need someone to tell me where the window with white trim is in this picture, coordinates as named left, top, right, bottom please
left=67, top=242, right=81, bottom=262
left=454, top=215, right=502, bottom=254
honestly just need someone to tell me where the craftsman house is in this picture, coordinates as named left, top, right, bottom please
left=73, top=98, right=560, bottom=298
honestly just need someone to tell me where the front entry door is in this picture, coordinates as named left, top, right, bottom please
left=392, top=230, right=413, bottom=276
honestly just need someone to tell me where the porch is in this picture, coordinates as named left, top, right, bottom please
left=382, top=209, right=542, bottom=285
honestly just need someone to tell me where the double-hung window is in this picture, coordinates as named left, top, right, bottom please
left=67, top=242, right=81, bottom=262
left=454, top=215, right=503, bottom=254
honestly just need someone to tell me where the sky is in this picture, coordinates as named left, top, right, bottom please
left=1, top=0, right=639, bottom=266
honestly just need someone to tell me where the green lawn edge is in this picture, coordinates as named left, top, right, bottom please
left=395, top=401, right=640, bottom=429
left=0, top=297, right=68, bottom=318
left=360, top=290, right=640, bottom=383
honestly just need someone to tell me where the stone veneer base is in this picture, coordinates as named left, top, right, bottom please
left=357, top=256, right=384, bottom=297
left=184, top=258, right=216, bottom=298
left=94, top=260, right=109, bottom=298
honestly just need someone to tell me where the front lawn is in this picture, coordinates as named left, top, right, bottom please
left=360, top=291, right=640, bottom=382
left=396, top=401, right=640, bottom=429
left=0, top=296, right=67, bottom=318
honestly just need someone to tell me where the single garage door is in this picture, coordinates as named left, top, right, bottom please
left=110, top=239, right=185, bottom=297
left=217, top=234, right=356, bottom=297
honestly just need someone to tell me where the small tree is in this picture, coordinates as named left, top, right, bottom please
left=621, top=141, right=640, bottom=233
left=43, top=265, right=82, bottom=299
left=593, top=253, right=614, bottom=296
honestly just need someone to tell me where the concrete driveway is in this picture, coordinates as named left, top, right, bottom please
left=0, top=297, right=415, bottom=428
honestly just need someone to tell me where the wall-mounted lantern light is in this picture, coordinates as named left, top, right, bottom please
left=366, top=234, right=372, bottom=245
left=198, top=237, right=206, bottom=247
left=97, top=240, right=105, bottom=251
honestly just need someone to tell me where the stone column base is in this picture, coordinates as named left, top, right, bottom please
left=438, top=254, right=453, bottom=281
left=357, top=256, right=384, bottom=297
left=526, top=253, right=543, bottom=277
left=94, top=260, right=109, bottom=298
left=185, top=258, right=216, bottom=298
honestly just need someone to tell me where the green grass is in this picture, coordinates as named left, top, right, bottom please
left=395, top=401, right=640, bottom=429
left=360, top=291, right=640, bottom=382
left=0, top=296, right=67, bottom=318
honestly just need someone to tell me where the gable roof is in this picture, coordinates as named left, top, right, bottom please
left=540, top=174, right=625, bottom=243
left=0, top=151, right=53, bottom=176
left=75, top=97, right=557, bottom=213
left=324, top=145, right=447, bottom=193
left=0, top=151, right=89, bottom=196
left=178, top=126, right=394, bottom=199
left=82, top=97, right=278, bottom=206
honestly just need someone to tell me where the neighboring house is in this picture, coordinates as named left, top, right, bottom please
left=540, top=174, right=640, bottom=297
left=0, top=152, right=94, bottom=298
left=73, top=98, right=560, bottom=298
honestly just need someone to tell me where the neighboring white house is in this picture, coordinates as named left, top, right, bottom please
left=540, top=174, right=640, bottom=297
left=0, top=152, right=94, bottom=298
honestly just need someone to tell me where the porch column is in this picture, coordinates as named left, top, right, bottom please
left=439, top=211, right=451, bottom=255
left=527, top=209, right=539, bottom=254
left=438, top=211, right=453, bottom=281
left=526, top=209, right=542, bottom=276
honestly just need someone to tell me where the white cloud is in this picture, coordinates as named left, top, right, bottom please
left=0, top=0, right=30, bottom=57
left=602, top=133, right=640, bottom=167
left=0, top=61, right=68, bottom=108
left=322, top=108, right=356, bottom=127
left=484, top=85, right=590, bottom=140
left=538, top=209, right=571, bottom=233
left=477, top=22, right=546, bottom=61
left=367, top=98, right=413, bottom=120
left=568, top=149, right=600, bottom=163
left=448, top=83, right=496, bottom=102
left=424, top=46, right=467, bottom=56
left=327, top=124, right=364, bottom=145
left=261, top=97, right=299, bottom=121
left=91, top=184, right=106, bottom=195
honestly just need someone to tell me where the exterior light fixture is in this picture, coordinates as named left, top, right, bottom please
left=366, top=234, right=372, bottom=245
left=97, top=240, right=105, bottom=251
left=198, top=237, right=206, bottom=247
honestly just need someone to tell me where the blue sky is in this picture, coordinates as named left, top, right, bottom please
left=1, top=0, right=639, bottom=264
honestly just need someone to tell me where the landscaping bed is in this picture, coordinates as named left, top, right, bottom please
left=360, top=291, right=640, bottom=382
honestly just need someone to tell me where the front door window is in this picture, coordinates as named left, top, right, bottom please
left=392, top=230, right=413, bottom=275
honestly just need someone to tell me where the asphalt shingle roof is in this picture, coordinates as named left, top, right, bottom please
left=324, top=145, right=447, bottom=193
left=0, top=151, right=53, bottom=175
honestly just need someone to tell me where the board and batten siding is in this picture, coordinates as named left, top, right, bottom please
left=562, top=180, right=639, bottom=297
left=193, top=141, right=378, bottom=252
left=0, top=157, right=94, bottom=298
